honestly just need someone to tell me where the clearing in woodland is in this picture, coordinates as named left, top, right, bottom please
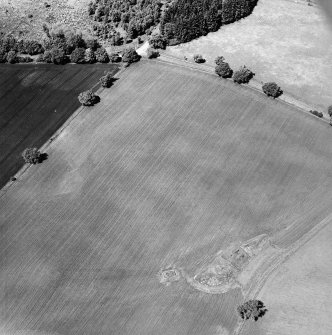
left=0, top=60, right=332, bottom=335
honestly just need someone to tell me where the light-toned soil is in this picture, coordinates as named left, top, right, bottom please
left=165, top=0, right=332, bottom=109
left=241, top=217, right=332, bottom=335
left=1, top=60, right=332, bottom=334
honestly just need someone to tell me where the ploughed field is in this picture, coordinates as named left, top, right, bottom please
left=1, top=60, right=332, bottom=335
left=0, top=63, right=119, bottom=188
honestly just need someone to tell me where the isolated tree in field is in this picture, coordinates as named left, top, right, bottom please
left=22, top=148, right=42, bottom=164
left=84, top=48, right=96, bottom=63
left=233, top=66, right=255, bottom=84
left=122, top=47, right=140, bottom=64
left=193, top=54, right=205, bottom=63
left=237, top=300, right=267, bottom=321
left=215, top=56, right=225, bottom=66
left=215, top=62, right=233, bottom=78
left=147, top=48, right=160, bottom=59
left=78, top=90, right=99, bottom=106
left=6, top=50, right=17, bottom=64
left=70, top=47, right=86, bottom=63
left=149, top=34, right=167, bottom=49
left=99, top=72, right=114, bottom=88
left=95, top=47, right=109, bottom=63
left=262, top=82, right=283, bottom=98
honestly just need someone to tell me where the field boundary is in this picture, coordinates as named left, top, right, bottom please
left=0, top=65, right=125, bottom=198
left=233, top=211, right=332, bottom=335
left=157, top=53, right=330, bottom=124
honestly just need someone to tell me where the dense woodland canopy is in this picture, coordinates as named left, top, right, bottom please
left=88, top=0, right=163, bottom=41
left=88, top=0, right=258, bottom=45
left=161, top=0, right=259, bottom=44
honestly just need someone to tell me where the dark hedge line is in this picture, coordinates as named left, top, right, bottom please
left=161, top=0, right=258, bottom=44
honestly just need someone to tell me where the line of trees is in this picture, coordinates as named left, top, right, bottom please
left=213, top=55, right=331, bottom=118
left=214, top=56, right=255, bottom=85
left=0, top=28, right=127, bottom=65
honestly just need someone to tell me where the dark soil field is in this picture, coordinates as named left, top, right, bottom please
left=0, top=60, right=332, bottom=335
left=0, top=63, right=119, bottom=188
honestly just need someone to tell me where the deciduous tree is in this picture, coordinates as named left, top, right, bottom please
left=262, top=82, right=283, bottom=98
left=237, top=300, right=267, bottom=321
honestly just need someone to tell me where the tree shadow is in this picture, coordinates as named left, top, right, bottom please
left=105, top=77, right=119, bottom=88
left=253, top=300, right=268, bottom=321
left=275, top=89, right=283, bottom=98
left=92, top=95, right=101, bottom=105
left=254, top=307, right=268, bottom=321
left=38, top=153, right=48, bottom=163
left=111, top=77, right=119, bottom=84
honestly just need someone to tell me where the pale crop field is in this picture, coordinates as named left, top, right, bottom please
left=241, top=218, right=332, bottom=335
left=165, top=0, right=332, bottom=110
left=0, top=60, right=332, bottom=335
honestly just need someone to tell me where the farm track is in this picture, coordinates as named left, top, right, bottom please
left=157, top=53, right=330, bottom=123
left=1, top=60, right=332, bottom=334
left=234, top=211, right=332, bottom=335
